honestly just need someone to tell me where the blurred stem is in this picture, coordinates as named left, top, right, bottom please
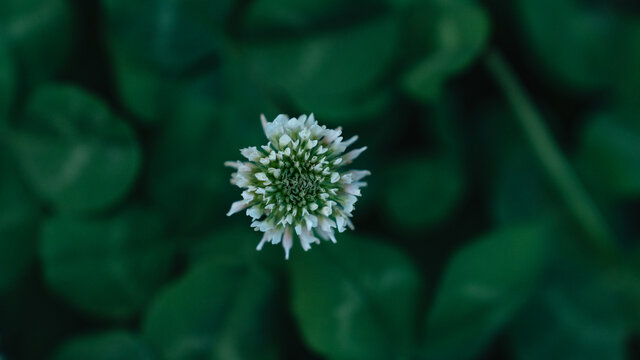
left=485, top=50, right=617, bottom=258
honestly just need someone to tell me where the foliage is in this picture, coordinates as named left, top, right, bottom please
left=1, top=0, right=640, bottom=359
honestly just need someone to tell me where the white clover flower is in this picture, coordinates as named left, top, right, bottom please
left=225, top=114, right=370, bottom=259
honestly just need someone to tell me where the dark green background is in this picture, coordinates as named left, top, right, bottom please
left=1, top=0, right=640, bottom=359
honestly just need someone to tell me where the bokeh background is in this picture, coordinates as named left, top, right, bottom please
left=1, top=0, right=640, bottom=359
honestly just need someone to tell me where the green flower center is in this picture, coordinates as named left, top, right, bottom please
left=277, top=160, right=323, bottom=207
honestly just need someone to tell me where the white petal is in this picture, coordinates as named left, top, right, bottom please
left=346, top=217, right=355, bottom=230
left=341, top=195, right=358, bottom=214
left=343, top=184, right=362, bottom=196
left=347, top=170, right=371, bottom=181
left=343, top=146, right=367, bottom=164
left=241, top=191, right=254, bottom=202
left=260, top=114, right=269, bottom=136
left=240, top=147, right=262, bottom=162
left=323, top=128, right=342, bottom=144
left=286, top=117, right=300, bottom=130
left=279, top=134, right=292, bottom=147
left=335, top=135, right=358, bottom=152
left=330, top=173, right=340, bottom=183
left=321, top=206, right=332, bottom=216
left=336, top=216, right=346, bottom=232
left=227, top=200, right=249, bottom=216
left=224, top=161, right=242, bottom=169
left=246, top=206, right=263, bottom=219
left=270, top=228, right=284, bottom=244
left=283, top=227, right=293, bottom=259
left=256, top=233, right=269, bottom=250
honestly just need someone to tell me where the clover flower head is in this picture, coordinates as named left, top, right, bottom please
left=225, top=114, right=370, bottom=259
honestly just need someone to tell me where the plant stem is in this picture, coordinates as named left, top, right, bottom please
left=485, top=50, right=617, bottom=257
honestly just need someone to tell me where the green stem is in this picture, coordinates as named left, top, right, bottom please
left=485, top=50, right=617, bottom=256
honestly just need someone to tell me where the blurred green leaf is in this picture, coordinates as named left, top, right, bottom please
left=108, top=48, right=170, bottom=122
left=492, top=149, right=556, bottom=225
left=510, top=281, right=628, bottom=360
left=245, top=0, right=383, bottom=30
left=0, top=144, right=40, bottom=291
left=422, top=225, right=548, bottom=360
left=104, top=0, right=231, bottom=123
left=0, top=42, right=14, bottom=120
left=509, top=240, right=630, bottom=360
left=292, top=88, right=393, bottom=126
left=10, top=85, right=141, bottom=213
left=40, top=208, right=174, bottom=319
left=143, top=259, right=279, bottom=360
left=515, top=0, right=618, bottom=90
left=576, top=112, right=640, bottom=200
left=384, top=157, right=464, bottom=230
left=147, top=62, right=278, bottom=233
left=51, top=332, right=156, bottom=360
left=611, top=20, right=640, bottom=107
left=103, top=0, right=231, bottom=72
left=402, top=0, right=489, bottom=101
left=187, top=226, right=281, bottom=269
left=290, top=234, right=422, bottom=359
left=0, top=0, right=72, bottom=86
left=244, top=16, right=398, bottom=116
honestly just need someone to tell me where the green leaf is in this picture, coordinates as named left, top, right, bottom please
left=0, top=42, right=14, bottom=120
left=510, top=282, right=628, bottom=360
left=147, top=62, right=278, bottom=233
left=244, top=16, right=398, bottom=105
left=491, top=148, right=556, bottom=225
left=40, top=208, right=174, bottom=319
left=509, top=242, right=630, bottom=360
left=291, top=88, right=393, bottom=126
left=103, top=0, right=232, bottom=72
left=515, top=0, right=618, bottom=90
left=245, top=0, right=380, bottom=30
left=104, top=0, right=231, bottom=123
left=187, top=226, right=282, bottom=269
left=10, top=85, right=141, bottom=213
left=611, top=20, right=640, bottom=107
left=0, top=143, right=40, bottom=291
left=402, top=0, right=490, bottom=101
left=384, top=157, right=464, bottom=230
left=0, top=0, right=72, bottom=86
left=576, top=112, right=640, bottom=200
left=290, top=234, right=422, bottom=359
left=51, top=332, right=156, bottom=360
left=142, top=260, right=279, bottom=360
left=423, top=225, right=548, bottom=360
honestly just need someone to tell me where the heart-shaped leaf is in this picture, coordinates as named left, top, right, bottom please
left=509, top=241, right=630, bottom=360
left=10, top=85, right=141, bottom=213
left=142, top=259, right=280, bottom=360
left=422, top=224, right=548, bottom=360
left=290, top=234, right=422, bottom=359
left=244, top=16, right=398, bottom=105
left=40, top=208, right=174, bottom=319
